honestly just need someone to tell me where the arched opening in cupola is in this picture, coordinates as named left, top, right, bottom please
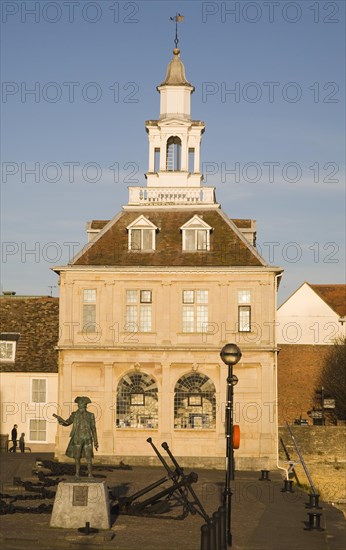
left=166, top=136, right=182, bottom=171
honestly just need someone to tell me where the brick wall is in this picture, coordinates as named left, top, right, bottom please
left=278, top=344, right=331, bottom=425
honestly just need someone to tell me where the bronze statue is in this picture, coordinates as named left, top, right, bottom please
left=53, top=396, right=98, bottom=478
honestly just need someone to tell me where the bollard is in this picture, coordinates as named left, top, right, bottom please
left=78, top=521, right=98, bottom=535
left=259, top=469, right=270, bottom=481
left=305, top=511, right=324, bottom=531
left=201, top=507, right=227, bottom=550
left=219, top=505, right=227, bottom=550
left=281, top=479, right=294, bottom=493
left=209, top=518, right=217, bottom=550
left=201, top=510, right=227, bottom=550
left=213, top=510, right=221, bottom=550
left=200, top=523, right=210, bottom=550
left=306, top=493, right=322, bottom=509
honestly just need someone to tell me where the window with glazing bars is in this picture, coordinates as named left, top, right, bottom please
left=32, top=379, right=46, bottom=403
left=174, top=373, right=216, bottom=429
left=184, top=229, right=209, bottom=251
left=125, top=290, right=152, bottom=332
left=29, top=419, right=46, bottom=441
left=130, top=228, right=155, bottom=251
left=182, top=290, right=208, bottom=333
left=82, top=289, right=96, bottom=333
left=0, top=341, right=16, bottom=362
left=237, top=290, right=251, bottom=332
left=116, top=372, right=158, bottom=429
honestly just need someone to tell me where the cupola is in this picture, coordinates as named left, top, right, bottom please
left=125, top=18, right=218, bottom=209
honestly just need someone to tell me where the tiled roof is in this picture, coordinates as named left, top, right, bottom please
left=0, top=296, right=59, bottom=373
left=310, top=284, right=346, bottom=317
left=74, top=209, right=264, bottom=267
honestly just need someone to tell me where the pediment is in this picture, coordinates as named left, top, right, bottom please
left=180, top=215, right=212, bottom=231
left=127, top=215, right=158, bottom=230
left=158, top=118, right=191, bottom=128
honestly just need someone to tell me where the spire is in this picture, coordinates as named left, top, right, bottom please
left=170, top=13, right=184, bottom=49
left=159, top=14, right=193, bottom=89
left=159, top=48, right=193, bottom=88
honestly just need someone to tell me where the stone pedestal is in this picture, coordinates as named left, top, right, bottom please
left=50, top=480, right=111, bottom=529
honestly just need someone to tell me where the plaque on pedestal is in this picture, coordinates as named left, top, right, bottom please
left=50, top=480, right=111, bottom=529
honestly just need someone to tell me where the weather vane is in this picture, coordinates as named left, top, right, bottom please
left=170, top=13, right=184, bottom=49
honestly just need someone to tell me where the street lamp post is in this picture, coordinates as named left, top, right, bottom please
left=220, top=343, right=242, bottom=548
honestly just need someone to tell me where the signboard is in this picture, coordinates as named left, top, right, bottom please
left=309, top=410, right=323, bottom=419
left=323, top=399, right=336, bottom=409
left=73, top=485, right=88, bottom=506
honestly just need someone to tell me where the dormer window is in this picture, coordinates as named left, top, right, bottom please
left=0, top=333, right=19, bottom=362
left=127, top=215, right=157, bottom=251
left=0, top=341, right=16, bottom=362
left=181, top=215, right=212, bottom=252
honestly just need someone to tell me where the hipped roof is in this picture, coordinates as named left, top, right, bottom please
left=72, top=209, right=266, bottom=268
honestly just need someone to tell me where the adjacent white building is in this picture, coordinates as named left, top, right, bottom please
left=0, top=295, right=59, bottom=452
left=277, top=282, right=346, bottom=345
left=277, top=283, right=345, bottom=425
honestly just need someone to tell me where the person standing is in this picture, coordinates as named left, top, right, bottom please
left=19, top=433, right=25, bottom=453
left=10, top=424, right=18, bottom=452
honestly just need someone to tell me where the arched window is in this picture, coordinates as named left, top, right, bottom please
left=116, top=372, right=158, bottom=429
left=166, top=136, right=182, bottom=171
left=174, top=372, right=216, bottom=429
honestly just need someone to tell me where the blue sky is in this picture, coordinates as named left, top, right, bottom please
left=1, top=0, right=345, bottom=304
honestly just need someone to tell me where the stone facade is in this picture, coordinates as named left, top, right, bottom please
left=53, top=46, right=283, bottom=469
left=55, top=268, right=280, bottom=469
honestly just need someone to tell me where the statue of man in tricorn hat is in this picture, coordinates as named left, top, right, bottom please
left=53, top=396, right=99, bottom=478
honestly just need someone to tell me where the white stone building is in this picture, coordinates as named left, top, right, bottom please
left=53, top=46, right=283, bottom=469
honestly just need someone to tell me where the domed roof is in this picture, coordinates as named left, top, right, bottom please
left=159, top=49, right=194, bottom=88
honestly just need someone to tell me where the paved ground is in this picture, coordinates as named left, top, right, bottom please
left=0, top=453, right=344, bottom=550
